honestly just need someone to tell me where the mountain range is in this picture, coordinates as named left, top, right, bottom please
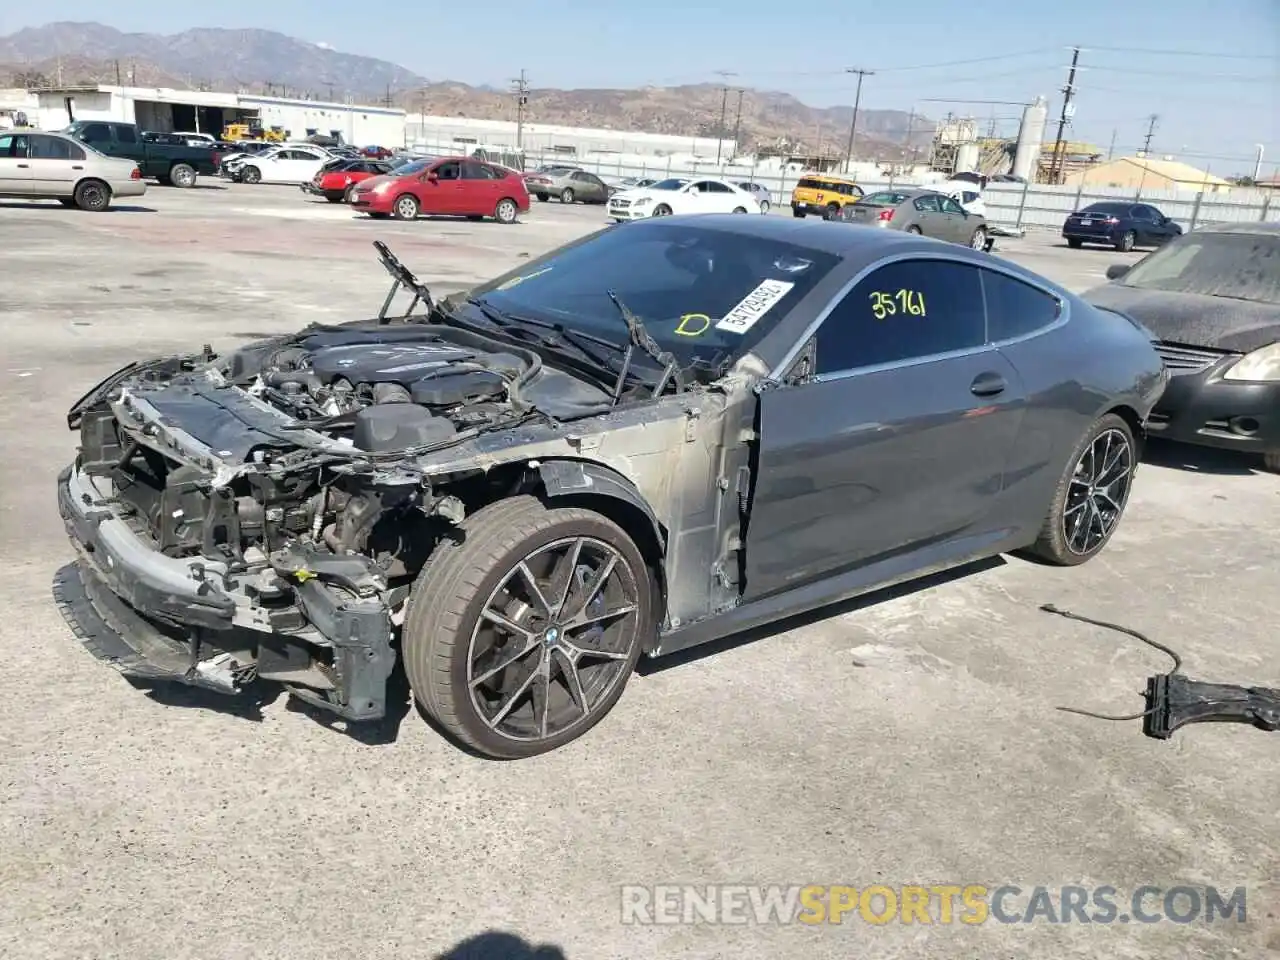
left=0, top=22, right=934, bottom=154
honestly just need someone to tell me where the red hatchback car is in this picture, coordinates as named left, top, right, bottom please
left=302, top=158, right=396, bottom=203
left=349, top=156, right=530, bottom=223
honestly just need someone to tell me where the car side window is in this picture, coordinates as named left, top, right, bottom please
left=113, top=125, right=138, bottom=144
left=435, top=161, right=461, bottom=179
left=80, top=124, right=111, bottom=143
left=706, top=181, right=732, bottom=193
left=813, top=259, right=987, bottom=375
left=940, top=197, right=966, bottom=215
left=0, top=134, right=22, bottom=157
left=981, top=269, right=1062, bottom=343
left=28, top=135, right=75, bottom=160
left=913, top=195, right=941, bottom=212
left=462, top=161, right=493, bottom=179
left=690, top=181, right=712, bottom=193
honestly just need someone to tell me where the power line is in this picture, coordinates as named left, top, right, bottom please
left=844, top=68, right=874, bottom=172
left=1078, top=44, right=1277, bottom=60
left=1082, top=64, right=1271, bottom=82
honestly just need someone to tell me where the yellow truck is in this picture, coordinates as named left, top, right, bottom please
left=221, top=122, right=286, bottom=143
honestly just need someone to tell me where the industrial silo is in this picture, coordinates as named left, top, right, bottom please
left=1013, top=96, right=1049, bottom=181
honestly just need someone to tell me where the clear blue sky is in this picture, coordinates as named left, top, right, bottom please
left=3, top=0, right=1277, bottom=175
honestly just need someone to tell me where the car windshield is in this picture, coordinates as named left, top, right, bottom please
left=468, top=222, right=841, bottom=373
left=395, top=159, right=431, bottom=175
left=1118, top=231, right=1280, bottom=304
left=649, top=178, right=690, bottom=191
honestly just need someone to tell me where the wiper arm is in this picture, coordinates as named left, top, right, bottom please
left=606, top=290, right=685, bottom=400
left=463, top=296, right=623, bottom=376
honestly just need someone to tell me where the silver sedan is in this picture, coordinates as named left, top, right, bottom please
left=735, top=181, right=773, bottom=213
left=841, top=187, right=989, bottom=249
left=0, top=130, right=146, bottom=210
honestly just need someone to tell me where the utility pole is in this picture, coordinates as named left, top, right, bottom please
left=843, top=68, right=874, bottom=174
left=730, top=89, right=744, bottom=159
left=511, top=69, right=529, bottom=149
left=381, top=84, right=393, bottom=108
left=114, top=60, right=121, bottom=86
left=713, top=70, right=736, bottom=163
left=1141, top=114, right=1158, bottom=155
left=1107, top=128, right=1117, bottom=160
left=1048, top=46, right=1079, bottom=184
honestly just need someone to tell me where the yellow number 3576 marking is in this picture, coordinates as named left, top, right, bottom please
left=870, top=289, right=927, bottom=321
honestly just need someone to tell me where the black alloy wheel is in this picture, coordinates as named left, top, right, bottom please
left=1021, top=413, right=1137, bottom=566
left=402, top=496, right=651, bottom=758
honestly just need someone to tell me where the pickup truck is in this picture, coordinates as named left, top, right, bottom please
left=61, top=121, right=219, bottom=187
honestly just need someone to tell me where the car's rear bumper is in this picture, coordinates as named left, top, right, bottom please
left=55, top=462, right=395, bottom=720
left=1062, top=225, right=1121, bottom=243
left=1146, top=350, right=1280, bottom=454
left=792, top=201, right=841, bottom=216
left=111, top=179, right=148, bottom=199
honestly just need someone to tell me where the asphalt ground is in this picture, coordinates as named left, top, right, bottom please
left=1, top=180, right=1277, bottom=960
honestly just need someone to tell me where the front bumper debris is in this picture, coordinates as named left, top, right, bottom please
left=54, top=463, right=396, bottom=721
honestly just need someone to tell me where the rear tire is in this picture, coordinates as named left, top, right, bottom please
left=1116, top=230, right=1136, bottom=252
left=494, top=197, right=519, bottom=224
left=824, top=203, right=840, bottom=220
left=1067, top=238, right=1083, bottom=248
left=402, top=496, right=652, bottom=759
left=73, top=179, right=111, bottom=212
left=536, top=193, right=548, bottom=202
left=324, top=193, right=343, bottom=203
left=906, top=225, right=923, bottom=235
left=732, top=206, right=747, bottom=214
left=1019, top=413, right=1137, bottom=566
left=792, top=206, right=805, bottom=218
left=169, top=163, right=196, bottom=188
left=560, top=188, right=575, bottom=204
left=240, top=166, right=262, bottom=184
left=968, top=227, right=987, bottom=250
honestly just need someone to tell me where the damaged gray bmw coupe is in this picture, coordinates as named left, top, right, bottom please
left=56, top=218, right=1167, bottom=757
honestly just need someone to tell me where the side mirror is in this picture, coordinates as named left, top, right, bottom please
left=1106, top=264, right=1131, bottom=281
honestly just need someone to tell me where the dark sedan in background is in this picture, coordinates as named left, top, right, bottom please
left=1063, top=201, right=1182, bottom=252
left=842, top=188, right=990, bottom=249
left=1084, top=221, right=1279, bottom=472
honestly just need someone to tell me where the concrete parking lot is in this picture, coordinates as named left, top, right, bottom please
left=1, top=181, right=1277, bottom=960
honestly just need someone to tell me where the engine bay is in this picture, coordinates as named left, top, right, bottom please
left=245, top=327, right=532, bottom=453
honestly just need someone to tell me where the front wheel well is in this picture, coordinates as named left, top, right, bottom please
left=1103, top=403, right=1146, bottom=457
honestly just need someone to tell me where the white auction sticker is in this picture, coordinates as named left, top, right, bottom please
left=715, top=280, right=795, bottom=334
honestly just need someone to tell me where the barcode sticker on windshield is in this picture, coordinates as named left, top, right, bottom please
left=715, top=280, right=796, bottom=335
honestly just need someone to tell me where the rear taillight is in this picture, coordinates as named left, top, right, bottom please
left=130, top=167, right=141, bottom=180
left=877, top=209, right=894, bottom=221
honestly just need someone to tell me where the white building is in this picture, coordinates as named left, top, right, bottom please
left=29, top=84, right=406, bottom=146
left=408, top=114, right=735, bottom=161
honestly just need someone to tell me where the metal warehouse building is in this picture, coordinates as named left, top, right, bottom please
left=408, top=114, right=734, bottom=161
left=30, top=84, right=406, bottom=147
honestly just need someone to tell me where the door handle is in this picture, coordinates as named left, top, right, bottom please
left=16, top=163, right=28, bottom=168
left=72, top=165, right=83, bottom=170
left=970, top=372, right=1006, bottom=397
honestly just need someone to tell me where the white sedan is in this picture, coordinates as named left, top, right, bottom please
left=229, top=144, right=333, bottom=185
left=607, top=177, right=761, bottom=221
